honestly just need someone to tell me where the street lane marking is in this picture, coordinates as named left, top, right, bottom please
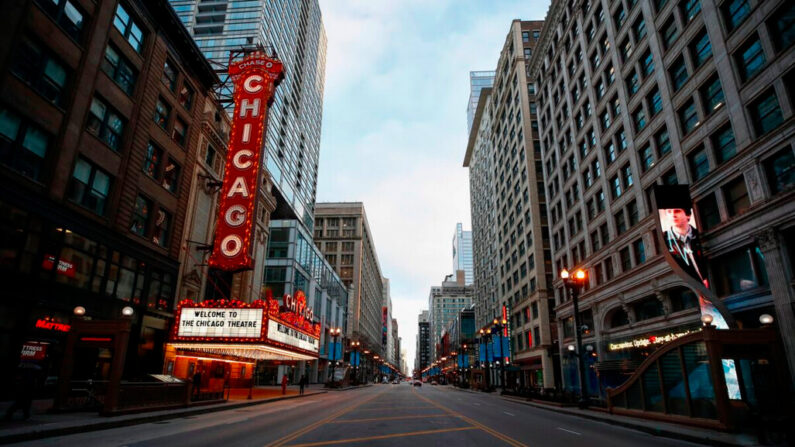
left=557, top=427, right=582, bottom=435
left=353, top=405, right=436, bottom=411
left=503, top=411, right=515, bottom=416
left=264, top=390, right=386, bottom=447
left=331, top=414, right=453, bottom=423
left=412, top=388, right=526, bottom=447
left=283, top=426, right=480, bottom=447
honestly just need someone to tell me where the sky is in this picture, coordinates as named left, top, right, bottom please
left=315, top=0, right=550, bottom=372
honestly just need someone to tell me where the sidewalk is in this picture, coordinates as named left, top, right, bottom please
left=448, top=386, right=760, bottom=447
left=0, top=385, right=327, bottom=444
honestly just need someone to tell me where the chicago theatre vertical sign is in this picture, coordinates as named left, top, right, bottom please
left=209, top=52, right=284, bottom=271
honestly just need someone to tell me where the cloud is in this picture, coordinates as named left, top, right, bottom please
left=316, top=0, right=549, bottom=371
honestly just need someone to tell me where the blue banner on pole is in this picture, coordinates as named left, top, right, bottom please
left=479, top=343, right=486, bottom=363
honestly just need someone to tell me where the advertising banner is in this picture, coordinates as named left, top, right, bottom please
left=208, top=51, right=284, bottom=271
left=177, top=307, right=263, bottom=339
left=267, top=320, right=319, bottom=353
left=652, top=185, right=740, bottom=399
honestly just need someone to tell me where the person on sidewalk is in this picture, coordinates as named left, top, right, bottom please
left=281, top=374, right=289, bottom=395
left=4, top=363, right=41, bottom=421
left=299, top=374, right=306, bottom=395
left=192, top=371, right=202, bottom=399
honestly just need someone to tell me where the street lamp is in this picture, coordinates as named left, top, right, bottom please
left=479, top=328, right=492, bottom=391
left=328, top=327, right=342, bottom=383
left=492, top=318, right=508, bottom=392
left=561, top=268, right=589, bottom=408
left=350, top=341, right=361, bottom=385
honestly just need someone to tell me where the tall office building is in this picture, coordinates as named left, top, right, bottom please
left=428, top=273, right=473, bottom=362
left=169, top=0, right=327, bottom=231
left=416, top=310, right=431, bottom=373
left=528, top=0, right=795, bottom=393
left=452, top=223, right=474, bottom=285
left=465, top=20, right=557, bottom=389
left=314, top=203, right=387, bottom=357
left=468, top=71, right=496, bottom=132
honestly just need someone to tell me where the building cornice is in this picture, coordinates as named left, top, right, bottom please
left=527, top=0, right=566, bottom=80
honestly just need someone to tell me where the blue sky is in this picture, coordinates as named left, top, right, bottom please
left=315, top=0, right=550, bottom=371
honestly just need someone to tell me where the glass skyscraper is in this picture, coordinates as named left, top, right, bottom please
left=452, top=223, right=474, bottom=285
left=169, top=0, right=327, bottom=231
left=467, top=71, right=495, bottom=133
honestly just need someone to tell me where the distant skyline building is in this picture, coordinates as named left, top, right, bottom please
left=170, top=0, right=327, bottom=231
left=416, top=310, right=431, bottom=373
left=428, top=273, right=473, bottom=362
left=467, top=71, right=496, bottom=133
left=452, top=223, right=474, bottom=285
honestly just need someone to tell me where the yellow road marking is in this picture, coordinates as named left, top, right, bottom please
left=283, top=426, right=480, bottom=447
left=330, top=413, right=455, bottom=423
left=350, top=405, right=438, bottom=411
left=264, top=390, right=385, bottom=447
left=412, top=388, right=527, bottom=447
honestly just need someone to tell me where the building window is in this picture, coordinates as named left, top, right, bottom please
left=178, top=83, right=194, bottom=110
left=669, top=287, right=698, bottom=312
left=172, top=118, right=187, bottom=146
left=152, top=209, right=171, bottom=247
left=749, top=90, right=783, bottom=136
left=663, top=168, right=679, bottom=185
left=701, top=76, right=724, bottom=114
left=722, top=0, right=751, bottom=32
left=605, top=258, right=614, bottom=281
left=142, top=142, right=162, bottom=179
left=34, top=0, right=84, bottom=41
left=689, top=146, right=710, bottom=181
left=661, top=18, right=679, bottom=49
left=162, top=158, right=180, bottom=194
left=130, top=195, right=151, bottom=236
left=205, top=143, right=216, bottom=167
left=101, top=44, right=136, bottom=95
left=648, top=87, right=663, bottom=116
left=724, top=176, right=750, bottom=217
left=641, top=49, right=655, bottom=77
left=615, top=210, right=627, bottom=234
left=764, top=147, right=795, bottom=194
left=697, top=193, right=721, bottom=230
left=620, top=247, right=632, bottom=271
left=606, top=143, right=617, bottom=165
left=634, top=17, right=647, bottom=40
left=679, top=100, right=699, bottom=134
left=633, top=238, right=646, bottom=264
left=627, top=71, right=640, bottom=96
left=0, top=107, right=49, bottom=181
left=633, top=107, right=647, bottom=132
left=736, top=35, right=766, bottom=82
left=154, top=98, right=170, bottom=130
left=634, top=297, right=664, bottom=321
left=712, top=245, right=768, bottom=297
left=622, top=164, right=634, bottom=188
left=86, top=97, right=125, bottom=151
left=768, top=3, right=795, bottom=51
left=670, top=57, right=689, bottom=91
left=640, top=145, right=655, bottom=171
left=690, top=29, right=712, bottom=68
left=522, top=31, right=530, bottom=42
left=11, top=37, right=69, bottom=107
left=113, top=2, right=145, bottom=53
left=628, top=200, right=640, bottom=226
left=162, top=60, right=177, bottom=92
left=712, top=125, right=736, bottom=164
left=681, top=0, right=701, bottom=22
left=68, top=157, right=111, bottom=215
left=656, top=127, right=672, bottom=156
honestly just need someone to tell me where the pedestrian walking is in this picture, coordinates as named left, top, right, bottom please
left=299, top=374, right=306, bottom=395
left=192, top=371, right=202, bottom=398
left=4, top=363, right=41, bottom=421
left=281, top=374, right=289, bottom=395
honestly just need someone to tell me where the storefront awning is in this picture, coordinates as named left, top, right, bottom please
left=169, top=343, right=316, bottom=362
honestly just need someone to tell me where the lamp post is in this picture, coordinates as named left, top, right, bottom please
left=350, top=341, right=360, bottom=385
left=328, top=327, right=341, bottom=383
left=492, top=318, right=508, bottom=392
left=462, top=344, right=468, bottom=387
left=479, top=328, right=492, bottom=391
left=561, top=268, right=589, bottom=408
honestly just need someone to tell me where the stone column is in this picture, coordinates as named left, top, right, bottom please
left=755, top=228, right=795, bottom=384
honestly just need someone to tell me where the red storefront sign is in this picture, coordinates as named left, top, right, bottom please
left=35, top=318, right=71, bottom=333
left=41, top=254, right=76, bottom=278
left=20, top=341, right=48, bottom=361
left=208, top=51, right=284, bottom=271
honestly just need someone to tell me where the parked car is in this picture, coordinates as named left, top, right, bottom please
left=413, top=380, right=422, bottom=387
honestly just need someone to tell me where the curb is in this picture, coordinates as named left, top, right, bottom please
left=498, top=396, right=753, bottom=447
left=0, top=391, right=327, bottom=445
left=325, top=384, right=373, bottom=392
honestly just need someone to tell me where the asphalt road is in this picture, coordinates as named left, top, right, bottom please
left=16, top=384, right=699, bottom=446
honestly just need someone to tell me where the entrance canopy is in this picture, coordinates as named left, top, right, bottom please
left=168, top=342, right=316, bottom=361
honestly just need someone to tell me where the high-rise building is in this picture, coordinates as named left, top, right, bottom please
left=467, top=71, right=496, bottom=133
left=428, top=273, right=473, bottom=362
left=416, top=310, right=431, bottom=373
left=465, top=20, right=557, bottom=389
left=528, top=0, right=795, bottom=393
left=452, top=223, right=474, bottom=285
left=314, top=203, right=386, bottom=357
left=170, top=0, right=327, bottom=231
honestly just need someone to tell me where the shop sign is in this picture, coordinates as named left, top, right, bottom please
left=208, top=51, right=284, bottom=271
left=283, top=291, right=314, bottom=322
left=35, top=318, right=70, bottom=332
left=21, top=341, right=48, bottom=361
left=266, top=320, right=319, bottom=353
left=607, top=329, right=696, bottom=351
left=382, top=306, right=388, bottom=346
left=41, top=255, right=76, bottom=278
left=177, top=307, right=263, bottom=339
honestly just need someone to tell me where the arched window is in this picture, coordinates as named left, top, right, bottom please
left=634, top=296, right=665, bottom=321
left=606, top=307, right=630, bottom=328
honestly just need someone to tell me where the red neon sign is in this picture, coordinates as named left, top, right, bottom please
left=41, top=254, right=76, bottom=278
left=35, top=318, right=71, bottom=333
left=208, top=51, right=284, bottom=271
